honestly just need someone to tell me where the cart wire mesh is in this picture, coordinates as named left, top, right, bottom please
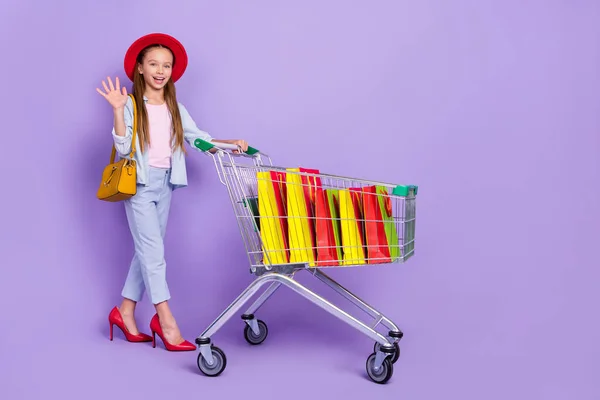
left=214, top=156, right=416, bottom=274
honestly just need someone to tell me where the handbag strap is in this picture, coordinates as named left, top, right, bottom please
left=110, top=93, right=138, bottom=163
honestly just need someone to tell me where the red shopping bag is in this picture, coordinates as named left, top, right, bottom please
left=362, top=185, right=399, bottom=263
left=314, top=188, right=342, bottom=266
left=257, top=170, right=289, bottom=265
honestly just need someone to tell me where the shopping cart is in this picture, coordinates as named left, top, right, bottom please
left=191, top=139, right=417, bottom=384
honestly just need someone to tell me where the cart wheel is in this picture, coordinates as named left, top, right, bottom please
left=373, top=341, right=400, bottom=364
left=366, top=353, right=393, bottom=384
left=243, top=320, right=268, bottom=345
left=197, top=346, right=227, bottom=377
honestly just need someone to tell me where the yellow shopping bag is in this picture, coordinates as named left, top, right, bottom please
left=257, top=171, right=289, bottom=265
left=338, top=188, right=366, bottom=265
left=286, top=167, right=321, bottom=265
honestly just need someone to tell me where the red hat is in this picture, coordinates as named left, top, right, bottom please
left=123, top=33, right=188, bottom=82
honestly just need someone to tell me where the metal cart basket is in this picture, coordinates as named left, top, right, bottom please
left=192, top=139, right=417, bottom=384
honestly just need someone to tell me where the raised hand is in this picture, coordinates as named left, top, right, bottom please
left=96, top=77, right=128, bottom=110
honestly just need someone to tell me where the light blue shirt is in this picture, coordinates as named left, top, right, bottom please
left=111, top=95, right=214, bottom=190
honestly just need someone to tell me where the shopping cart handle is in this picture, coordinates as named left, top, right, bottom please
left=392, top=185, right=419, bottom=196
left=194, top=138, right=260, bottom=156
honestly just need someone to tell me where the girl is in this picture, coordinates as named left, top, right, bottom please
left=96, top=33, right=248, bottom=351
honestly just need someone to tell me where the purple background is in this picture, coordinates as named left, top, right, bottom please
left=2, top=0, right=599, bottom=399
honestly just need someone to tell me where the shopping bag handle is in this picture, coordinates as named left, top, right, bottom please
left=194, top=138, right=260, bottom=156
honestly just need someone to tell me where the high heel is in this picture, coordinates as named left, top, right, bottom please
left=108, top=306, right=153, bottom=342
left=149, top=313, right=196, bottom=351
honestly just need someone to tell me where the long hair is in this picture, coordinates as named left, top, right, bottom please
left=131, top=44, right=186, bottom=155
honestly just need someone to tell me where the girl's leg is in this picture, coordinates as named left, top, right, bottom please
left=120, top=169, right=171, bottom=334
left=118, top=254, right=144, bottom=334
left=123, top=184, right=171, bottom=306
left=120, top=170, right=171, bottom=315
left=122, top=167, right=188, bottom=346
left=121, top=254, right=145, bottom=302
left=154, top=301, right=185, bottom=344
left=117, top=297, right=140, bottom=334
left=151, top=171, right=188, bottom=345
left=119, top=174, right=163, bottom=334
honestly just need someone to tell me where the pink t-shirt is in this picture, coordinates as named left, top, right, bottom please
left=146, top=102, right=172, bottom=168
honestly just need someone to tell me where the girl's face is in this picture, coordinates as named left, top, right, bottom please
left=137, top=47, right=173, bottom=91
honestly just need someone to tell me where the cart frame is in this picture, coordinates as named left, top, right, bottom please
left=191, top=139, right=417, bottom=384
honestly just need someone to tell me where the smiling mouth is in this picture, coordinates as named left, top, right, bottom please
left=153, top=76, right=165, bottom=84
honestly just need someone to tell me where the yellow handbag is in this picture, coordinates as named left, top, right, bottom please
left=96, top=94, right=138, bottom=202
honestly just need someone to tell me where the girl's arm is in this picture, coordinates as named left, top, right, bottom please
left=111, top=97, right=134, bottom=157
left=179, top=103, right=248, bottom=153
left=113, top=105, right=127, bottom=137
left=179, top=102, right=214, bottom=149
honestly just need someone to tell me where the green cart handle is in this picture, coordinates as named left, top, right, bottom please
left=392, top=185, right=419, bottom=196
left=194, top=138, right=260, bottom=156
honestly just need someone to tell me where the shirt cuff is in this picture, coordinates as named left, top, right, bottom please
left=112, top=130, right=129, bottom=143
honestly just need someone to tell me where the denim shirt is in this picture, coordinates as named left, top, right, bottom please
left=111, top=95, right=214, bottom=190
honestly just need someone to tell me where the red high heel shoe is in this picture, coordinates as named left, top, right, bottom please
left=149, top=313, right=196, bottom=351
left=108, top=306, right=153, bottom=342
